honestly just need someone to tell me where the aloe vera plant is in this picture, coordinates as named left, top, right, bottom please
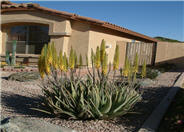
left=36, top=41, right=142, bottom=120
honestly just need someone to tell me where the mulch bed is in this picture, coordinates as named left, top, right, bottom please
left=0, top=71, right=181, bottom=132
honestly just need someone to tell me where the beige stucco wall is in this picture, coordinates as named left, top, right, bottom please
left=155, top=42, right=184, bottom=68
left=1, top=26, right=8, bottom=54
left=0, top=29, right=2, bottom=54
left=67, top=21, right=90, bottom=64
left=88, top=26, right=132, bottom=65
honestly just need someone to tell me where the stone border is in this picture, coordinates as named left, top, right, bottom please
left=138, top=72, right=184, bottom=132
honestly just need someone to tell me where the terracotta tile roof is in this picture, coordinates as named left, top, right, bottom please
left=1, top=1, right=158, bottom=42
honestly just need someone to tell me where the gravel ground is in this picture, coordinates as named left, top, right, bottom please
left=0, top=71, right=181, bottom=132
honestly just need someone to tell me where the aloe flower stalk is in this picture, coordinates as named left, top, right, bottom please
left=113, top=44, right=119, bottom=71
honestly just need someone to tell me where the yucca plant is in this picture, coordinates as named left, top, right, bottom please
left=35, top=41, right=142, bottom=120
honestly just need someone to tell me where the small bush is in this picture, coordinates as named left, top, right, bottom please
left=35, top=41, right=142, bottom=120
left=146, top=68, right=160, bottom=79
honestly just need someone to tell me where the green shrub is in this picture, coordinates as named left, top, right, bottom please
left=146, top=68, right=160, bottom=79
left=35, top=41, right=142, bottom=120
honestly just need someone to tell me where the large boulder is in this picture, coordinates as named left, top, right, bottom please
left=0, top=116, right=77, bottom=132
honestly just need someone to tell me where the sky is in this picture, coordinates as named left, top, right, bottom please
left=14, top=1, right=184, bottom=41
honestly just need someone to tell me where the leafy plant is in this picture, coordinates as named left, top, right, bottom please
left=146, top=68, right=160, bottom=79
left=35, top=41, right=142, bottom=120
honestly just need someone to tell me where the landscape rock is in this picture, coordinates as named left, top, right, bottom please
left=139, top=78, right=157, bottom=87
left=0, top=115, right=77, bottom=132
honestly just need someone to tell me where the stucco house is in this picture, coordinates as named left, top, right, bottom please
left=1, top=1, right=158, bottom=65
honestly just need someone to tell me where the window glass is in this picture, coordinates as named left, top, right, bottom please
left=8, top=26, right=27, bottom=41
left=7, top=25, right=50, bottom=54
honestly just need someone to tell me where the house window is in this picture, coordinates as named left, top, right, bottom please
left=6, top=25, right=50, bottom=54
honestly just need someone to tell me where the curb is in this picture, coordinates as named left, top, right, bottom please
left=138, top=72, right=184, bottom=132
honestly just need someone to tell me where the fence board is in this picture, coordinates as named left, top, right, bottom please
left=126, top=42, right=155, bottom=65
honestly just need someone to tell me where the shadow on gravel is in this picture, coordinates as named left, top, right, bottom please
left=1, top=77, right=8, bottom=80
left=114, top=86, right=172, bottom=132
left=1, top=92, right=50, bottom=118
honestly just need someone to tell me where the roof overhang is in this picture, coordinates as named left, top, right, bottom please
left=1, top=1, right=158, bottom=43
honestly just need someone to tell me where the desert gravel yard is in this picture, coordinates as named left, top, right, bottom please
left=0, top=71, right=181, bottom=132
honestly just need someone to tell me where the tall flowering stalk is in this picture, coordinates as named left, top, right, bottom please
left=133, top=53, right=139, bottom=73
left=69, top=47, right=75, bottom=70
left=123, top=57, right=130, bottom=77
left=95, top=46, right=100, bottom=69
left=79, top=54, right=83, bottom=67
left=141, top=60, right=147, bottom=78
left=102, top=52, right=108, bottom=75
left=58, top=51, right=63, bottom=71
left=113, top=44, right=119, bottom=71
left=100, top=39, right=106, bottom=65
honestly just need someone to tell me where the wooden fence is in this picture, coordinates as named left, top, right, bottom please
left=126, top=42, right=156, bottom=65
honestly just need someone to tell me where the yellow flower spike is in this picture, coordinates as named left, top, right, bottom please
left=113, top=45, right=119, bottom=71
left=40, top=71, right=45, bottom=78
left=133, top=53, right=139, bottom=73
left=141, top=60, right=147, bottom=78
left=58, top=51, right=64, bottom=71
left=123, top=57, right=130, bottom=77
left=47, top=43, right=53, bottom=65
left=102, top=52, right=108, bottom=75
left=100, top=39, right=106, bottom=65
left=45, top=61, right=51, bottom=75
left=79, top=54, right=83, bottom=67
left=63, top=52, right=68, bottom=72
left=69, top=47, right=75, bottom=70
left=95, top=46, right=100, bottom=69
